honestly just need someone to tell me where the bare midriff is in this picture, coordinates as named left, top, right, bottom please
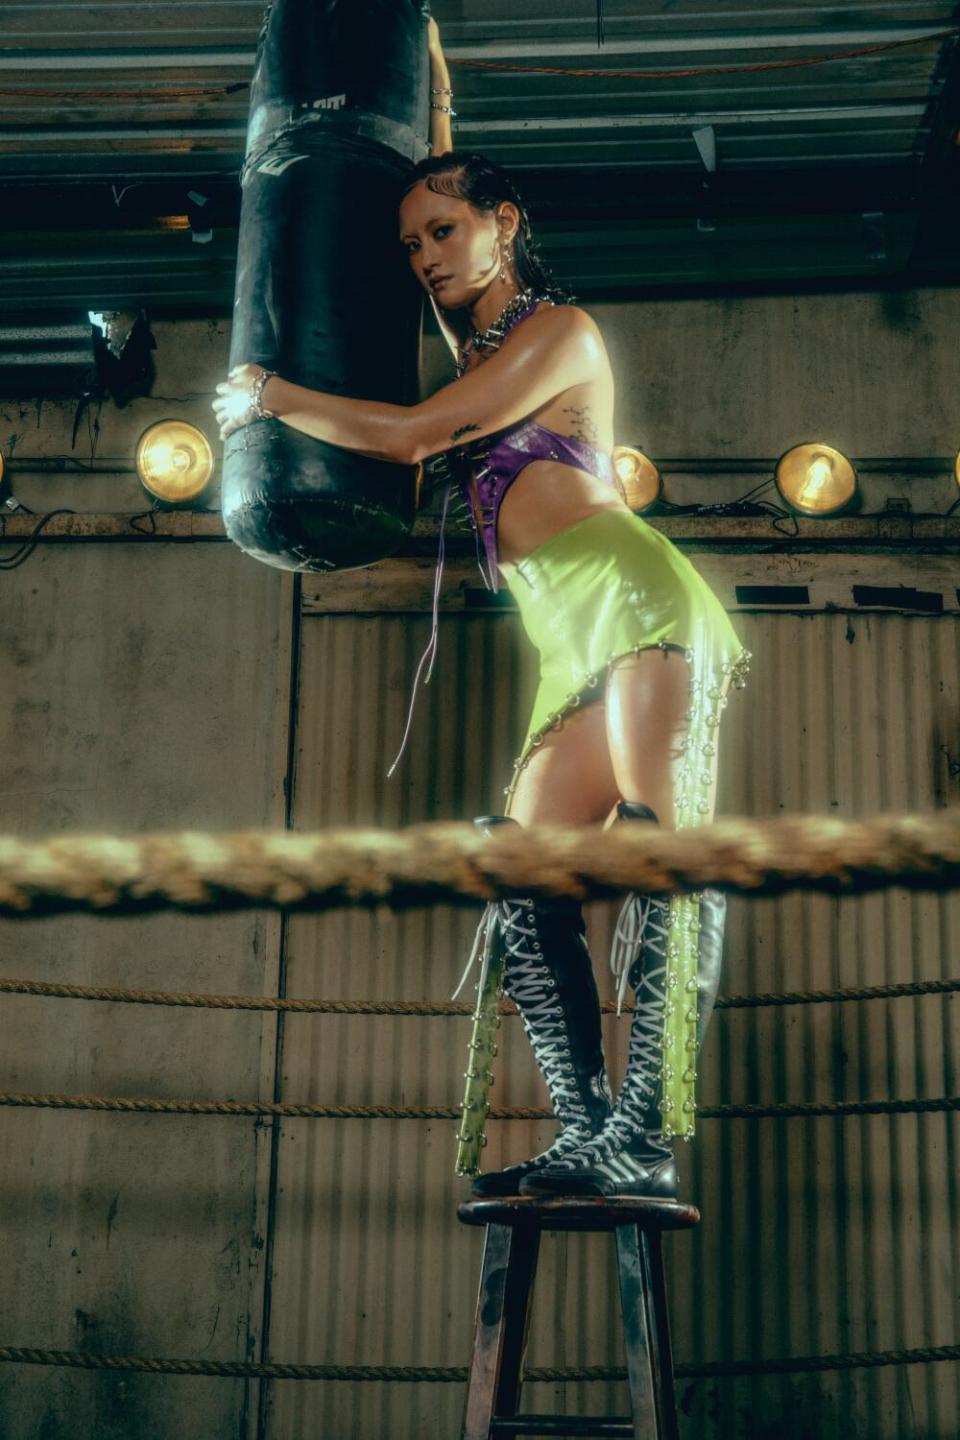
left=497, top=462, right=627, bottom=572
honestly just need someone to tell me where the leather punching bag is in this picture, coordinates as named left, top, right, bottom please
left=223, top=0, right=430, bottom=572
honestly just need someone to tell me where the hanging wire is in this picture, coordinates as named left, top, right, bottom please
left=596, top=0, right=604, bottom=48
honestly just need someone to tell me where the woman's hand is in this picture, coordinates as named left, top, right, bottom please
left=212, top=363, right=272, bottom=440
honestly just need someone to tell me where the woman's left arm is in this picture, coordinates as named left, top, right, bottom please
left=214, top=307, right=604, bottom=464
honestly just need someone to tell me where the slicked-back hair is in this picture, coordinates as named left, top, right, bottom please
left=401, top=151, right=571, bottom=304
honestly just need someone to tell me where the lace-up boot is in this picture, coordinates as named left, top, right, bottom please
left=520, top=802, right=673, bottom=1197
left=470, top=817, right=613, bottom=1198
left=521, top=803, right=728, bottom=1197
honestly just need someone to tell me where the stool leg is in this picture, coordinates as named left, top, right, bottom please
left=615, top=1224, right=659, bottom=1440
left=462, top=1221, right=541, bottom=1440
left=641, top=1229, right=680, bottom=1440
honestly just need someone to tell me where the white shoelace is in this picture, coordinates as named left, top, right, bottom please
left=610, top=890, right=670, bottom=1014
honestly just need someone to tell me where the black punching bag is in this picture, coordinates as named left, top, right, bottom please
left=223, top=0, right=430, bottom=572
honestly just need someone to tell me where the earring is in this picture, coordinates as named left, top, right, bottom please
left=499, top=238, right=515, bottom=283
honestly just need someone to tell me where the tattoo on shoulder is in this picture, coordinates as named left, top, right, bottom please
left=562, top=405, right=599, bottom=445
left=450, top=422, right=481, bottom=444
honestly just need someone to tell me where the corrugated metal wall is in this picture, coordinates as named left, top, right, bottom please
left=261, top=597, right=960, bottom=1440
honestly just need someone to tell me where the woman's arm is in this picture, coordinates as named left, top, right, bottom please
left=214, top=307, right=605, bottom=463
left=429, top=291, right=469, bottom=364
left=428, top=18, right=454, bottom=156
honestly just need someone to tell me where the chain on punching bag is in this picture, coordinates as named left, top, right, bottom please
left=223, top=0, right=431, bottom=573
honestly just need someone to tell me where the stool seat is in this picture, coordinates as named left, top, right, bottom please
left=458, top=1195, right=700, bottom=1233
left=459, top=1192, right=698, bottom=1439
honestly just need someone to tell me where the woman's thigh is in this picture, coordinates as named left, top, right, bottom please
left=507, top=700, right=619, bottom=826
left=604, top=649, right=692, bottom=829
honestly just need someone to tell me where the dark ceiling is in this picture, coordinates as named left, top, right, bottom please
left=1, top=1, right=959, bottom=318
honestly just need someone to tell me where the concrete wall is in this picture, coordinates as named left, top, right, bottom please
left=0, top=329, right=294, bottom=1439
left=0, top=285, right=957, bottom=1438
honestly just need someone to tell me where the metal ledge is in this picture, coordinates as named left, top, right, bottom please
left=3, top=512, right=960, bottom=546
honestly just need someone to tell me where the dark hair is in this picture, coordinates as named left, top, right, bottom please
left=401, top=151, right=572, bottom=305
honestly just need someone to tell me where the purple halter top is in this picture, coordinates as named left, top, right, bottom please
left=452, top=299, right=615, bottom=591
left=387, top=296, right=614, bottom=776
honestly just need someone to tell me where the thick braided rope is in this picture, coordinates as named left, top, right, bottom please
left=0, top=1092, right=956, bottom=1122
left=2, top=811, right=960, bottom=916
left=0, top=976, right=956, bottom=1013
left=0, top=1343, right=958, bottom=1381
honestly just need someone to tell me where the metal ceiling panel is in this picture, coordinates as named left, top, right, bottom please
left=0, top=1, right=957, bottom=301
left=0, top=2, right=953, bottom=174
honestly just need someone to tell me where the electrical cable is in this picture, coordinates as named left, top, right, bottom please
left=0, top=510, right=76, bottom=571
left=451, top=27, right=960, bottom=83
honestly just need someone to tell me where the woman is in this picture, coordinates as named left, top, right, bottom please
left=214, top=92, right=748, bottom=1204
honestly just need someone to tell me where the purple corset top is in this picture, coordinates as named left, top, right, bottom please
left=456, top=419, right=615, bottom=590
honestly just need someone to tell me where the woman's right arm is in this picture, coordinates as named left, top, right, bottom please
left=424, top=21, right=462, bottom=363
left=428, top=18, right=454, bottom=156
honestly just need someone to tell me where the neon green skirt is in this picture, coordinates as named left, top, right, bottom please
left=505, top=508, right=750, bottom=1138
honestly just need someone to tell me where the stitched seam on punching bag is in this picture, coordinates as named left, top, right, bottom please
left=242, top=110, right=428, bottom=184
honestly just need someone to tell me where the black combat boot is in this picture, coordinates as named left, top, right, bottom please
left=521, top=801, right=726, bottom=1197
left=469, top=818, right=613, bottom=1198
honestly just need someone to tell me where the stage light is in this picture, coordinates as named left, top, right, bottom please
left=135, top=420, right=214, bottom=504
left=954, top=448, right=960, bottom=491
left=774, top=443, right=857, bottom=516
left=613, top=446, right=662, bottom=512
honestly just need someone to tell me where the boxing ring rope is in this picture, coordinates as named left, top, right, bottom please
left=0, top=1345, right=959, bottom=1385
left=1, top=808, right=958, bottom=1387
left=3, top=809, right=960, bottom=917
left=0, top=1092, right=956, bottom=1123
left=2, top=974, right=959, bottom=1012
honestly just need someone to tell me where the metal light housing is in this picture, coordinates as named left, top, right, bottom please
left=774, top=442, right=858, bottom=517
left=135, top=420, right=214, bottom=504
left=613, top=446, right=662, bottom=512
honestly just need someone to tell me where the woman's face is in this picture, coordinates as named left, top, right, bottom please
left=398, top=181, right=515, bottom=308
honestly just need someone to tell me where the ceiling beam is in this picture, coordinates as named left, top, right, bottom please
left=0, top=161, right=925, bottom=228
left=1, top=22, right=951, bottom=70
left=0, top=159, right=923, bottom=225
left=459, top=103, right=926, bottom=134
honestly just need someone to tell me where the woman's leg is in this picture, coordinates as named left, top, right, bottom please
left=522, top=650, right=698, bottom=1197
left=508, top=699, right=620, bottom=826
left=470, top=701, right=618, bottom=1195
left=604, top=648, right=693, bottom=826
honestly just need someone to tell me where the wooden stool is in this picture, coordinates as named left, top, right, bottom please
left=458, top=1194, right=699, bottom=1440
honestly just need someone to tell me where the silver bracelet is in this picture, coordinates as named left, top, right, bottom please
left=430, top=103, right=457, bottom=114
left=250, top=367, right=277, bottom=420
left=430, top=86, right=453, bottom=95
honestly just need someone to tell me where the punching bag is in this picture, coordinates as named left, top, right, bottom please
left=223, top=0, right=430, bottom=572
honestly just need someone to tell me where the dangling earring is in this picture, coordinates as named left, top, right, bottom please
left=499, top=237, right=515, bottom=284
